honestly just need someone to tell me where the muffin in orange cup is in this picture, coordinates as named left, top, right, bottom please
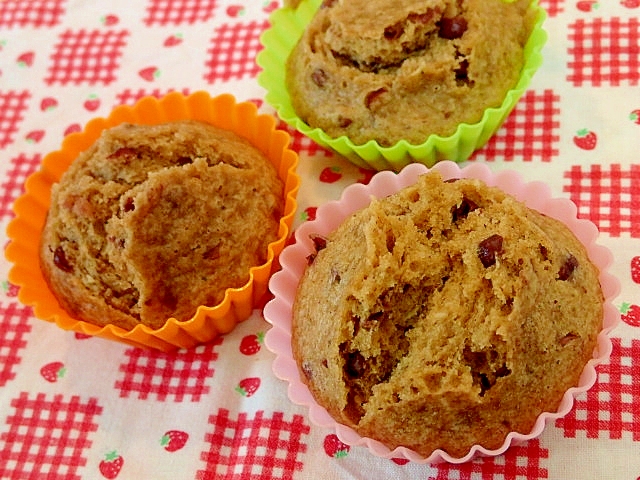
left=6, top=91, right=300, bottom=351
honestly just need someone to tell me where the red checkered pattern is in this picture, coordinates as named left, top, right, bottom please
left=430, top=440, right=549, bottom=480
left=0, top=153, right=41, bottom=218
left=114, top=87, right=192, bottom=106
left=0, top=392, right=102, bottom=480
left=44, top=29, right=129, bottom=86
left=114, top=339, right=221, bottom=402
left=0, top=90, right=30, bottom=150
left=471, top=89, right=560, bottom=162
left=556, top=338, right=640, bottom=441
left=563, top=163, right=640, bottom=237
left=568, top=17, right=640, bottom=86
left=143, top=0, right=218, bottom=26
left=539, top=0, right=563, bottom=18
left=0, top=0, right=65, bottom=28
left=197, top=409, right=310, bottom=480
left=0, top=303, right=31, bottom=387
left=277, top=121, right=334, bottom=158
left=204, top=21, right=268, bottom=83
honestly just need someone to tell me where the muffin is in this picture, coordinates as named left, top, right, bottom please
left=285, top=0, right=536, bottom=147
left=291, top=170, right=604, bottom=458
left=40, top=120, right=284, bottom=332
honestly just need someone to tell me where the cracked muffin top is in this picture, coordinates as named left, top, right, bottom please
left=286, top=0, right=536, bottom=146
left=40, top=121, right=284, bottom=331
left=291, top=171, right=603, bottom=457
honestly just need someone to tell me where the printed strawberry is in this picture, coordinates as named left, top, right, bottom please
left=75, top=332, right=92, bottom=340
left=319, top=166, right=342, bottom=183
left=64, top=123, right=82, bottom=136
left=357, top=167, right=375, bottom=185
left=226, top=5, right=245, bottom=17
left=301, top=206, right=317, bottom=222
left=164, top=34, right=183, bottom=47
left=630, top=109, right=640, bottom=124
left=236, top=377, right=261, bottom=397
left=239, top=332, right=264, bottom=355
left=40, top=97, right=58, bottom=111
left=391, top=457, right=410, bottom=465
left=139, top=66, right=160, bottom=82
left=573, top=128, right=597, bottom=150
left=621, top=0, right=640, bottom=7
left=323, top=433, right=350, bottom=458
left=263, top=1, right=279, bottom=13
left=248, top=98, right=264, bottom=109
left=620, top=303, right=640, bottom=327
left=83, top=94, right=100, bottom=112
left=40, top=361, right=66, bottom=383
left=99, top=451, right=123, bottom=479
left=101, top=14, right=119, bottom=26
left=631, top=256, right=640, bottom=284
left=2, top=280, right=19, bottom=297
left=25, top=130, right=45, bottom=143
left=576, top=0, right=598, bottom=11
left=161, top=430, right=189, bottom=452
left=16, top=51, right=35, bottom=67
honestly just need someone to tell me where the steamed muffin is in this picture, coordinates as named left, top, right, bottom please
left=291, top=171, right=604, bottom=457
left=286, top=0, right=536, bottom=146
left=40, top=120, right=284, bottom=331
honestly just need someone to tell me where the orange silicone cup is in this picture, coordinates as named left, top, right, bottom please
left=5, top=91, right=301, bottom=351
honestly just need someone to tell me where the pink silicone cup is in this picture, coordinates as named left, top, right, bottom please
left=263, top=161, right=620, bottom=464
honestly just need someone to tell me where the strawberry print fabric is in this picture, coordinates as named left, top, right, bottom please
left=0, top=0, right=640, bottom=479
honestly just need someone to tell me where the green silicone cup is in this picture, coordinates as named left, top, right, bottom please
left=257, top=0, right=547, bottom=171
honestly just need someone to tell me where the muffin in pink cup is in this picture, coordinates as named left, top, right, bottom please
left=263, top=161, right=620, bottom=463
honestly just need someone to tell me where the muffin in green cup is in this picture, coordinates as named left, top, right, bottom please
left=258, top=0, right=547, bottom=171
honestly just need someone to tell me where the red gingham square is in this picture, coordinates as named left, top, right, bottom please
left=197, top=409, right=310, bottom=480
left=114, top=87, right=192, bottom=107
left=563, top=163, right=640, bottom=237
left=556, top=338, right=640, bottom=441
left=0, top=153, right=41, bottom=218
left=143, top=0, right=218, bottom=26
left=44, top=29, right=129, bottom=86
left=0, top=0, right=66, bottom=28
left=0, top=90, right=30, bottom=150
left=431, top=440, right=549, bottom=480
left=471, top=89, right=560, bottom=162
left=204, top=21, right=268, bottom=83
left=114, top=339, right=221, bottom=402
left=568, top=17, right=640, bottom=86
left=0, top=393, right=102, bottom=480
left=539, top=0, right=563, bottom=18
left=0, top=303, right=31, bottom=387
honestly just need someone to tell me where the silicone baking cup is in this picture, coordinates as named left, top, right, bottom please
left=6, top=92, right=300, bottom=352
left=257, top=0, right=547, bottom=171
left=263, top=161, right=620, bottom=463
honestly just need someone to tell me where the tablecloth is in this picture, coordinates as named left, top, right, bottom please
left=0, top=0, right=639, bottom=479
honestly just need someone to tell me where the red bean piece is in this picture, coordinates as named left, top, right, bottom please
left=53, top=246, right=73, bottom=273
left=345, top=351, right=366, bottom=379
left=439, top=15, right=468, bottom=40
left=312, top=69, right=328, bottom=87
left=478, top=234, right=503, bottom=268
left=558, top=254, right=579, bottom=280
left=451, top=197, right=478, bottom=222
left=364, top=88, right=387, bottom=109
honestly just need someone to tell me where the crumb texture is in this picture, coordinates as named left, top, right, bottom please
left=41, top=121, right=283, bottom=330
left=292, top=172, right=603, bottom=457
left=286, top=0, right=535, bottom=146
